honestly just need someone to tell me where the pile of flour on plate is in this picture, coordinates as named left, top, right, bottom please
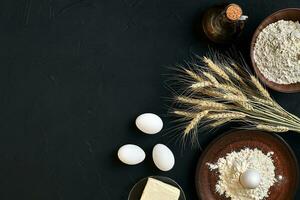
left=254, top=20, right=300, bottom=84
left=207, top=148, right=277, bottom=200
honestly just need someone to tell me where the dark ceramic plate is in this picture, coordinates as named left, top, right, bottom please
left=195, top=130, right=299, bottom=200
left=128, top=176, right=186, bottom=200
left=250, top=8, right=300, bottom=93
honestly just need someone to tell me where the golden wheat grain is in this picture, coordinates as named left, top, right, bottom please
left=256, top=124, right=289, bottom=132
left=177, top=96, right=228, bottom=110
left=197, top=101, right=228, bottom=110
left=223, top=94, right=253, bottom=110
left=203, top=57, right=230, bottom=81
left=252, top=96, right=275, bottom=106
left=252, top=96, right=283, bottom=112
left=240, top=102, right=254, bottom=111
left=190, top=81, right=212, bottom=89
left=185, top=69, right=203, bottom=82
left=218, top=84, right=244, bottom=96
left=184, top=111, right=208, bottom=135
left=225, top=66, right=245, bottom=83
left=200, top=89, right=223, bottom=97
left=250, top=75, right=271, bottom=99
left=177, top=96, right=199, bottom=104
left=203, top=72, right=219, bottom=85
left=207, top=112, right=247, bottom=120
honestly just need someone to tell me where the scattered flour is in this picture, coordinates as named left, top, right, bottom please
left=253, top=20, right=300, bottom=84
left=207, top=148, right=277, bottom=200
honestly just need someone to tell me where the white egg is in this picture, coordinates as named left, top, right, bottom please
left=152, top=144, right=175, bottom=171
left=240, top=169, right=261, bottom=189
left=117, top=144, right=145, bottom=165
left=135, top=113, right=163, bottom=134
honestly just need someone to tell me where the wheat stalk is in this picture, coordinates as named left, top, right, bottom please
left=173, top=111, right=196, bottom=118
left=171, top=51, right=300, bottom=145
left=184, top=111, right=208, bottom=135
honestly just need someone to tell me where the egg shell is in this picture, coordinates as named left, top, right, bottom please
left=135, top=113, right=163, bottom=134
left=152, top=144, right=175, bottom=171
left=117, top=144, right=145, bottom=165
left=240, top=169, right=261, bottom=189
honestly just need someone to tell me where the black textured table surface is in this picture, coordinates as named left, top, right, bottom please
left=1, top=0, right=300, bottom=200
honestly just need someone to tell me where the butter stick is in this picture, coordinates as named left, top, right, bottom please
left=140, top=178, right=180, bottom=200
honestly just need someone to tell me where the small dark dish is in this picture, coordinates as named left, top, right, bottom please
left=195, top=130, right=299, bottom=200
left=128, top=176, right=186, bottom=200
left=250, top=8, right=300, bottom=93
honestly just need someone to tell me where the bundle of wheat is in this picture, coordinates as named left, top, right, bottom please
left=172, top=52, right=300, bottom=144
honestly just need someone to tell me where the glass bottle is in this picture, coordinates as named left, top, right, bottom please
left=202, top=3, right=247, bottom=44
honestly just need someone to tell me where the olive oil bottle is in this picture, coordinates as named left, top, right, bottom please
left=202, top=3, right=247, bottom=44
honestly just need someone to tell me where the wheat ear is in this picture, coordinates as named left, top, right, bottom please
left=250, top=76, right=271, bottom=99
left=203, top=72, right=219, bottom=85
left=207, top=112, right=247, bottom=120
left=252, top=96, right=275, bottom=107
left=218, top=84, right=244, bottom=96
left=191, top=81, right=212, bottom=89
left=223, top=94, right=253, bottom=110
left=185, top=69, right=203, bottom=82
left=184, top=111, right=209, bottom=135
left=177, top=96, right=200, bottom=104
left=200, top=89, right=223, bottom=97
left=256, top=124, right=289, bottom=132
left=225, top=66, right=245, bottom=84
left=203, top=57, right=230, bottom=81
left=177, top=96, right=228, bottom=110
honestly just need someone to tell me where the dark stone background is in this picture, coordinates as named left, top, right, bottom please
left=0, top=0, right=299, bottom=199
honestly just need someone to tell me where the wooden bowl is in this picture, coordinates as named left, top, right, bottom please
left=195, top=130, right=299, bottom=200
left=250, top=8, right=300, bottom=93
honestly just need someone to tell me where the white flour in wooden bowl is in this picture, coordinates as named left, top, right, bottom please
left=253, top=20, right=300, bottom=84
left=207, top=148, right=277, bottom=200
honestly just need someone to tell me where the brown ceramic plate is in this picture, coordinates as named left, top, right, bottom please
left=128, top=176, right=186, bottom=200
left=195, top=130, right=298, bottom=200
left=250, top=8, right=300, bottom=93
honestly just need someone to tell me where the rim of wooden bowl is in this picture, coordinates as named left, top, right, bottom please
left=250, top=8, right=300, bottom=93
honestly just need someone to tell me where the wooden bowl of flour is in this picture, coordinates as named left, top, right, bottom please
left=250, top=8, right=300, bottom=93
left=195, top=130, right=299, bottom=200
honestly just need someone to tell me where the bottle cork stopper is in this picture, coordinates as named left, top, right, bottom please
left=225, top=4, right=242, bottom=21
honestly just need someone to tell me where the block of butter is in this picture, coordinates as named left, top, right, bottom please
left=140, top=177, right=180, bottom=200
